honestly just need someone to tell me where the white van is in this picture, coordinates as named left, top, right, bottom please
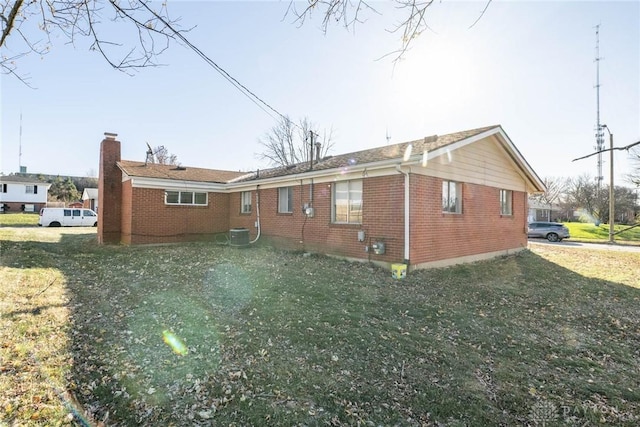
left=38, top=208, right=98, bottom=227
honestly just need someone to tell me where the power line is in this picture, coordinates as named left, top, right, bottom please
left=136, top=1, right=289, bottom=123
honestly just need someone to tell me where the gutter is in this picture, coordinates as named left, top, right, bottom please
left=395, top=164, right=410, bottom=264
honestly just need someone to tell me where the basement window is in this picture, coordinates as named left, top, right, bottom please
left=165, top=190, right=208, bottom=206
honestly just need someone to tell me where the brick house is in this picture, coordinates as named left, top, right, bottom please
left=0, top=175, right=51, bottom=213
left=98, top=126, right=545, bottom=270
left=82, top=188, right=98, bottom=211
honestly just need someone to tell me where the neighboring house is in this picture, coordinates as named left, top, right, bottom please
left=98, top=126, right=545, bottom=270
left=69, top=201, right=84, bottom=208
left=0, top=175, right=51, bottom=213
left=527, top=198, right=563, bottom=223
left=82, top=188, right=98, bottom=211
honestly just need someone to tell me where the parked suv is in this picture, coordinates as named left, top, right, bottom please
left=527, top=221, right=570, bottom=242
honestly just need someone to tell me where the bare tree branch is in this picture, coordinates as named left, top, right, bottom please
left=257, top=115, right=335, bottom=167
left=468, top=0, right=492, bottom=29
left=0, top=0, right=23, bottom=47
left=1, top=0, right=188, bottom=82
left=287, top=0, right=493, bottom=62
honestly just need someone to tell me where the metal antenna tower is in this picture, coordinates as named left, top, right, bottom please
left=594, top=25, right=605, bottom=188
left=18, top=112, right=23, bottom=171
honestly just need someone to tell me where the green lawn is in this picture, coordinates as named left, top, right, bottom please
left=565, top=222, right=640, bottom=243
left=0, top=213, right=39, bottom=227
left=1, top=227, right=639, bottom=426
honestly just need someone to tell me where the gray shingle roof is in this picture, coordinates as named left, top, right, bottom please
left=0, top=174, right=48, bottom=184
left=243, top=125, right=500, bottom=181
left=117, top=125, right=501, bottom=184
left=117, top=161, right=248, bottom=183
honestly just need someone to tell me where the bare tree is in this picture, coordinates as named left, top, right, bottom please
left=626, top=147, right=640, bottom=187
left=1, top=0, right=188, bottom=83
left=564, top=174, right=606, bottom=222
left=287, top=0, right=492, bottom=60
left=530, top=176, right=567, bottom=221
left=147, top=145, right=178, bottom=165
left=257, top=115, right=334, bottom=167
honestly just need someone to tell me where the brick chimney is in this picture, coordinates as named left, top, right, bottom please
left=98, top=132, right=122, bottom=244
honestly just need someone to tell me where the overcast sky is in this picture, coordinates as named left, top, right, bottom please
left=1, top=1, right=638, bottom=186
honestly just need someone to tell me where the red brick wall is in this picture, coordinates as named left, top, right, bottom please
left=410, top=175, right=527, bottom=264
left=121, top=180, right=133, bottom=244
left=82, top=199, right=97, bottom=211
left=229, top=176, right=406, bottom=262
left=124, top=187, right=231, bottom=244
left=98, top=135, right=122, bottom=244
left=0, top=202, right=47, bottom=213
left=228, top=174, right=527, bottom=266
left=228, top=191, right=258, bottom=240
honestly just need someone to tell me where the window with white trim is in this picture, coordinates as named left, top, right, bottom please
left=241, top=191, right=252, bottom=213
left=278, top=187, right=293, bottom=213
left=332, top=180, right=362, bottom=224
left=500, top=189, right=513, bottom=215
left=442, top=180, right=462, bottom=213
left=1, top=184, right=7, bottom=193
left=25, top=185, right=37, bottom=194
left=165, top=190, right=208, bottom=206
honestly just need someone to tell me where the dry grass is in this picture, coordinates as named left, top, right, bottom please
left=1, top=227, right=639, bottom=426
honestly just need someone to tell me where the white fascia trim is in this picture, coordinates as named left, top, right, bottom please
left=243, top=159, right=408, bottom=188
left=128, top=176, right=228, bottom=192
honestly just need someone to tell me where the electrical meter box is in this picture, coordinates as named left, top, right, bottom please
left=372, top=241, right=386, bottom=255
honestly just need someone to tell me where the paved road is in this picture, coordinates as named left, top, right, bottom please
left=528, top=239, right=640, bottom=253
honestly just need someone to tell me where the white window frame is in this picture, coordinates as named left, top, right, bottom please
left=25, top=185, right=36, bottom=194
left=165, top=190, right=208, bottom=206
left=278, top=187, right=293, bottom=213
left=332, top=179, right=363, bottom=224
left=500, top=189, right=513, bottom=216
left=241, top=191, right=252, bottom=214
left=442, top=180, right=462, bottom=214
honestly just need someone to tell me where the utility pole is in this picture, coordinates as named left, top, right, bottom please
left=602, top=124, right=614, bottom=243
left=309, top=130, right=314, bottom=171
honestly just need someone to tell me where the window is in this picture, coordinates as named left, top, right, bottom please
left=500, top=189, right=513, bottom=215
left=241, top=191, right=252, bottom=213
left=194, top=192, right=207, bottom=205
left=333, top=180, right=362, bottom=224
left=442, top=180, right=462, bottom=213
left=278, top=187, right=293, bottom=213
left=165, top=190, right=207, bottom=206
left=1, top=184, right=6, bottom=193
left=64, top=210, right=71, bottom=217
left=83, top=210, right=96, bottom=217
left=25, top=185, right=37, bottom=194
left=180, top=192, right=193, bottom=204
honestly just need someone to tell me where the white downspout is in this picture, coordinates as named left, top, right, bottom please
left=250, top=186, right=261, bottom=244
left=395, top=165, right=410, bottom=264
